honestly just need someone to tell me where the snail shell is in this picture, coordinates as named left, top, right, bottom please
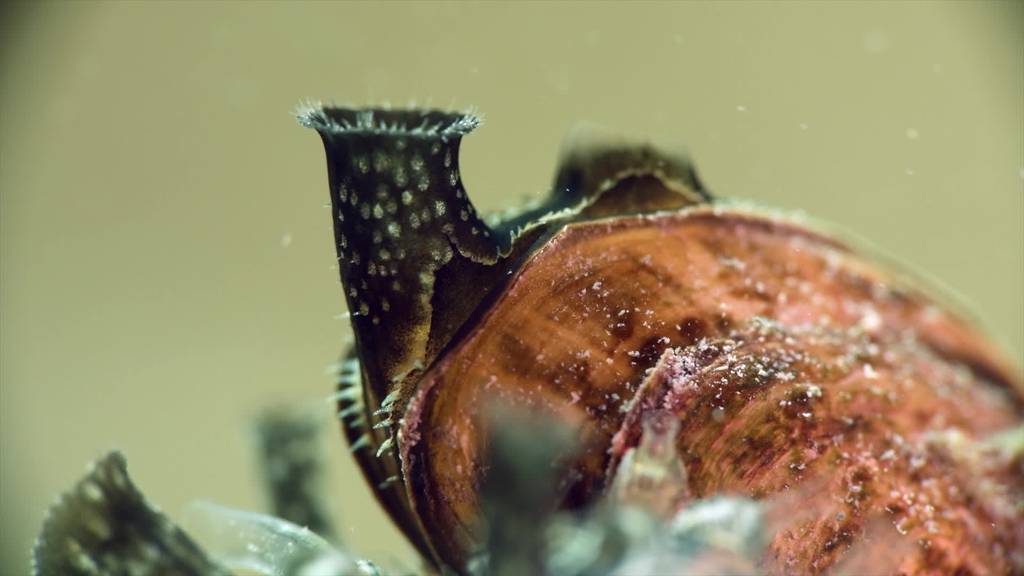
left=302, top=107, right=1023, bottom=574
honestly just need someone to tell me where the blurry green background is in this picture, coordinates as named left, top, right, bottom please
left=1, top=1, right=1021, bottom=573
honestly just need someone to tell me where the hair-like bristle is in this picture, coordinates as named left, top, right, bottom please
left=296, top=105, right=480, bottom=139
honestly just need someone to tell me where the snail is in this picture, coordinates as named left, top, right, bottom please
left=298, top=107, right=1024, bottom=575
left=32, top=106, right=1021, bottom=576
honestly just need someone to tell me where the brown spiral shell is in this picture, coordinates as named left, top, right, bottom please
left=301, top=107, right=1023, bottom=574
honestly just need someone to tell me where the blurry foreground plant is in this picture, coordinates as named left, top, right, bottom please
left=32, top=403, right=815, bottom=576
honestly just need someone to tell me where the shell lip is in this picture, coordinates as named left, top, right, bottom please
left=297, top=105, right=480, bottom=139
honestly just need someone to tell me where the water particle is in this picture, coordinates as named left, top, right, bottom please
left=905, top=128, right=919, bottom=140
left=719, top=256, right=746, bottom=271
left=711, top=407, right=725, bottom=422
left=859, top=309, right=882, bottom=331
left=863, top=29, right=888, bottom=54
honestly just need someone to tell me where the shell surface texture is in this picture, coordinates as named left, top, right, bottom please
left=301, top=107, right=1023, bottom=575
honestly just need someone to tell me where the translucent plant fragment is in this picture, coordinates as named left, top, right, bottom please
left=182, top=502, right=374, bottom=576
left=611, top=409, right=689, bottom=514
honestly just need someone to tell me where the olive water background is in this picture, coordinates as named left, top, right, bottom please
left=1, top=2, right=1021, bottom=572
